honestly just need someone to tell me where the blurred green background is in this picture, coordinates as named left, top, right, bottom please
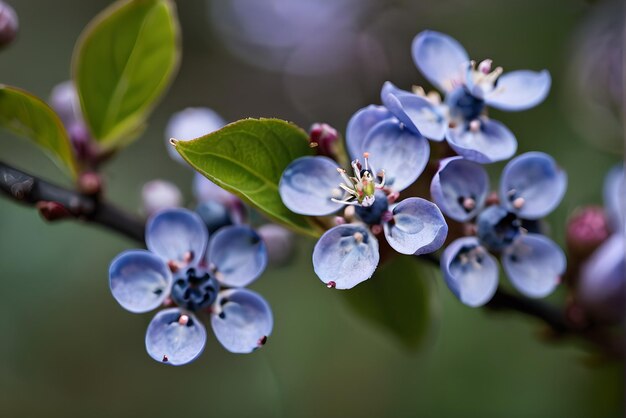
left=0, top=0, right=623, bottom=417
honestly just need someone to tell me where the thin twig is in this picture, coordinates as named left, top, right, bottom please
left=0, top=161, right=144, bottom=242
left=417, top=254, right=624, bottom=358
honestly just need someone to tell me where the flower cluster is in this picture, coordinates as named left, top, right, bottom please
left=278, top=29, right=564, bottom=297
left=432, top=153, right=567, bottom=306
left=109, top=208, right=272, bottom=365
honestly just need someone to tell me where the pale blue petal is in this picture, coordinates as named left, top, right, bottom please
left=206, top=225, right=268, bottom=288
left=578, top=235, right=625, bottom=321
left=603, top=165, right=625, bottom=232
left=146, top=208, right=208, bottom=265
left=279, top=156, right=341, bottom=216
left=384, top=198, right=448, bottom=255
left=381, top=82, right=447, bottom=141
left=211, top=289, right=273, bottom=354
left=381, top=82, right=423, bottom=136
left=430, top=156, right=489, bottom=221
left=145, top=308, right=206, bottom=366
left=361, top=119, right=430, bottom=192
left=484, top=70, right=551, bottom=111
left=312, top=224, right=379, bottom=289
left=411, top=30, right=469, bottom=92
left=445, top=118, right=517, bottom=163
left=441, top=237, right=499, bottom=307
left=165, top=107, right=226, bottom=163
left=109, top=250, right=172, bottom=313
left=502, top=234, right=565, bottom=298
left=346, top=105, right=393, bottom=159
left=499, top=152, right=567, bottom=219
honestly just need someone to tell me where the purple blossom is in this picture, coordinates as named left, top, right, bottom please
left=380, top=30, right=551, bottom=163
left=432, top=152, right=567, bottom=306
left=109, top=208, right=272, bottom=365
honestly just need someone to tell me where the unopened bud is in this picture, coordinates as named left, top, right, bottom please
left=165, top=107, right=226, bottom=164
left=566, top=206, right=610, bottom=260
left=195, top=200, right=232, bottom=233
left=49, top=81, right=80, bottom=126
left=193, top=173, right=241, bottom=209
left=78, top=172, right=102, bottom=195
left=309, top=123, right=339, bottom=159
left=577, top=235, right=625, bottom=323
left=0, top=1, right=18, bottom=49
left=36, top=201, right=71, bottom=221
left=257, top=224, right=295, bottom=267
left=142, top=180, right=182, bottom=216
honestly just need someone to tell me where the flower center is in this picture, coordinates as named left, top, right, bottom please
left=355, top=191, right=390, bottom=225
left=332, top=152, right=386, bottom=208
left=445, top=87, right=485, bottom=123
left=171, top=267, right=220, bottom=311
left=450, top=243, right=486, bottom=274
left=476, top=206, right=522, bottom=251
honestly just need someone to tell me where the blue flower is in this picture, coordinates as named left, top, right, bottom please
left=109, top=208, right=272, bottom=365
left=578, top=165, right=625, bottom=321
left=279, top=138, right=447, bottom=289
left=380, top=30, right=551, bottom=163
left=432, top=152, right=567, bottom=306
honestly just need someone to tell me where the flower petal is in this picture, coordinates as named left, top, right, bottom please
left=146, top=208, right=209, bottom=265
left=502, top=234, right=565, bottom=298
left=445, top=118, right=517, bottom=163
left=165, top=107, right=226, bottom=163
left=145, top=308, right=206, bottom=366
left=484, top=70, right=551, bottom=111
left=312, top=224, right=379, bottom=289
left=381, top=82, right=447, bottom=141
left=206, top=225, right=268, bottom=287
left=361, top=119, right=430, bottom=192
left=109, top=250, right=172, bottom=313
left=578, top=234, right=625, bottom=321
left=430, top=156, right=489, bottom=221
left=499, top=152, right=567, bottom=219
left=603, top=165, right=625, bottom=232
left=279, top=156, right=341, bottom=216
left=384, top=198, right=448, bottom=255
left=411, top=30, right=469, bottom=92
left=441, top=237, right=499, bottom=307
left=346, top=105, right=393, bottom=159
left=211, top=288, right=273, bottom=354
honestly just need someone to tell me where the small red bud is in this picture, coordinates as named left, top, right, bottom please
left=78, top=172, right=102, bottom=195
left=36, top=201, right=72, bottom=221
left=566, top=206, right=610, bottom=260
left=309, top=123, right=339, bottom=158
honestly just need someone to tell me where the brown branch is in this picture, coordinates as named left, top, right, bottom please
left=0, top=160, right=144, bottom=242
left=417, top=254, right=624, bottom=359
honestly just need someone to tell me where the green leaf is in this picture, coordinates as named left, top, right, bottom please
left=174, top=118, right=321, bottom=237
left=341, top=257, right=437, bottom=350
left=0, top=85, right=78, bottom=178
left=73, top=0, right=180, bottom=147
